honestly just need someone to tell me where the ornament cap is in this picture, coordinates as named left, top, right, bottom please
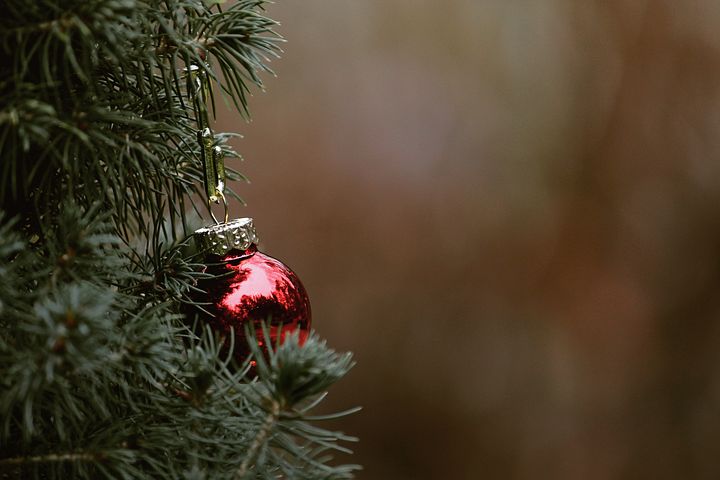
left=194, top=217, right=259, bottom=256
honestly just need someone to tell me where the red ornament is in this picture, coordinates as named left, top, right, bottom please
left=192, top=219, right=311, bottom=364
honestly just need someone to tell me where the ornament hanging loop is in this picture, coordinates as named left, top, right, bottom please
left=209, top=189, right=229, bottom=226
left=189, top=63, right=228, bottom=225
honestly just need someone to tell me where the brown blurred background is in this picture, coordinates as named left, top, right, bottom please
left=216, top=1, right=720, bottom=478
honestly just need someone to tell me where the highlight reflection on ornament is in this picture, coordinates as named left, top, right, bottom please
left=199, top=244, right=311, bottom=363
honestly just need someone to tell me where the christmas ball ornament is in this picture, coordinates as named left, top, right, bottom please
left=192, top=218, right=311, bottom=364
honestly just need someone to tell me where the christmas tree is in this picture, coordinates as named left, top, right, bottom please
left=0, top=1, right=359, bottom=478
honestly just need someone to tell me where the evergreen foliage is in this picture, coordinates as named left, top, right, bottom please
left=0, top=1, right=358, bottom=478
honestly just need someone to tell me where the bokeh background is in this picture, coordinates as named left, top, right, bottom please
left=216, top=1, right=720, bottom=478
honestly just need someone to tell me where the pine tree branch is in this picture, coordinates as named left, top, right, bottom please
left=1, top=15, right=75, bottom=35
left=0, top=451, right=100, bottom=467
left=155, top=34, right=216, bottom=57
left=0, top=2, right=359, bottom=477
left=235, top=399, right=281, bottom=479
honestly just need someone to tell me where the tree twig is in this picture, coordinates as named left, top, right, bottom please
left=0, top=451, right=98, bottom=467
left=235, top=399, right=281, bottom=479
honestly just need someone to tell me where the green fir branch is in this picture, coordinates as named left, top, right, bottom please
left=0, top=1, right=357, bottom=478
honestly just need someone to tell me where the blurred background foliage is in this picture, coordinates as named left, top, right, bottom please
left=215, top=1, right=720, bottom=478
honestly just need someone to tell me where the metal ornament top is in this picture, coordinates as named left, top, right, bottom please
left=194, top=217, right=259, bottom=256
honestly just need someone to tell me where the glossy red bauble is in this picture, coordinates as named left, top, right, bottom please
left=196, top=244, right=311, bottom=363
